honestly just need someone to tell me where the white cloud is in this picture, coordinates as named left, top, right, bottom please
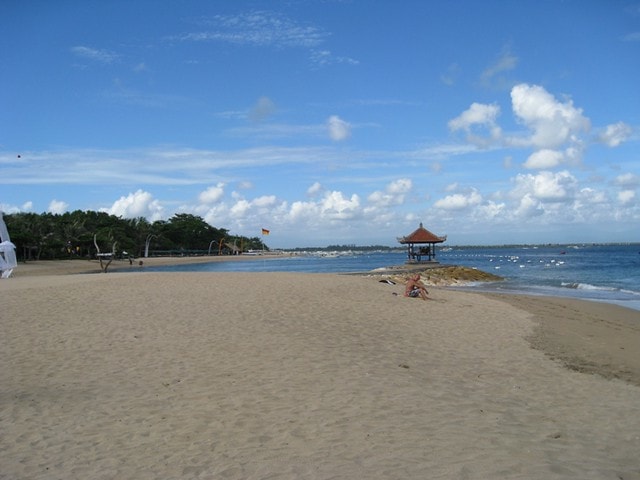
left=523, top=149, right=564, bottom=169
left=476, top=200, right=506, bottom=220
left=327, top=115, right=352, bottom=141
left=230, top=199, right=251, bottom=217
left=253, top=195, right=277, bottom=208
left=577, top=188, right=607, bottom=206
left=307, top=182, right=323, bottom=196
left=618, top=190, right=636, bottom=205
left=199, top=183, right=225, bottom=204
left=286, top=190, right=361, bottom=225
left=177, top=11, right=328, bottom=48
left=320, top=191, right=360, bottom=219
left=614, top=173, right=640, bottom=187
left=448, top=102, right=502, bottom=147
left=310, top=50, right=359, bottom=67
left=71, top=46, right=119, bottom=64
left=289, top=200, right=318, bottom=222
left=105, top=190, right=164, bottom=221
left=367, top=178, right=412, bottom=207
left=512, top=171, right=577, bottom=202
left=514, top=194, right=543, bottom=219
left=387, top=178, right=412, bottom=194
left=599, top=122, right=632, bottom=147
left=509, top=83, right=590, bottom=149
left=0, top=202, right=28, bottom=214
left=434, top=189, right=482, bottom=210
left=48, top=199, right=68, bottom=214
left=448, top=102, right=500, bottom=132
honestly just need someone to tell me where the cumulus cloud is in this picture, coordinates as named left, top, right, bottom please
left=230, top=199, right=251, bottom=217
left=48, top=199, right=68, bottom=214
left=434, top=189, right=482, bottom=210
left=196, top=193, right=283, bottom=232
left=327, top=115, right=352, bottom=141
left=599, top=121, right=632, bottom=147
left=367, top=178, right=412, bottom=207
left=320, top=191, right=360, bottom=219
left=387, top=178, right=412, bottom=194
left=476, top=200, right=506, bottom=220
left=448, top=102, right=500, bottom=132
left=509, top=83, right=590, bottom=149
left=198, top=183, right=225, bottom=204
left=448, top=103, right=501, bottom=146
left=512, top=171, right=577, bottom=202
left=618, top=190, right=636, bottom=205
left=577, top=188, right=607, bottom=206
left=1, top=201, right=33, bottom=214
left=514, top=194, right=543, bottom=219
left=614, top=173, right=640, bottom=187
left=252, top=195, right=277, bottom=208
left=307, top=181, right=323, bottom=196
left=289, top=190, right=360, bottom=224
left=105, top=190, right=164, bottom=221
left=523, top=149, right=564, bottom=169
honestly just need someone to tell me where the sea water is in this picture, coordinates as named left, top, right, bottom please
left=142, top=244, right=640, bottom=311
left=440, top=244, right=640, bottom=311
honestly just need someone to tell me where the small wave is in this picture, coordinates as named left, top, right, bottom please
left=561, top=282, right=616, bottom=292
left=620, top=288, right=640, bottom=297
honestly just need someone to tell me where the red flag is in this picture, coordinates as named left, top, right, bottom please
left=261, top=228, right=270, bottom=235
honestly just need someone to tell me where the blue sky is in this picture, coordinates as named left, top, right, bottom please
left=1, top=1, right=639, bottom=247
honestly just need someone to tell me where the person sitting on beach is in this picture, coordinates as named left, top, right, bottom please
left=404, top=274, right=429, bottom=300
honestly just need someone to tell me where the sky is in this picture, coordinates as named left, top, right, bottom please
left=1, top=0, right=639, bottom=247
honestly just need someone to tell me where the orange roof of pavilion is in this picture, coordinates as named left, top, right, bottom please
left=398, top=222, right=446, bottom=244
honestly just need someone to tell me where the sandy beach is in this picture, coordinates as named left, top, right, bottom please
left=1, top=261, right=639, bottom=479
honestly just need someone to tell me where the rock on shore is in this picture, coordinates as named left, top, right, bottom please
left=372, top=265, right=503, bottom=286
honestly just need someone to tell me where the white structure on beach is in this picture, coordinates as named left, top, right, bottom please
left=0, top=212, right=17, bottom=278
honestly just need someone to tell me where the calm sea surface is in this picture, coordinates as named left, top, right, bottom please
left=143, top=244, right=640, bottom=311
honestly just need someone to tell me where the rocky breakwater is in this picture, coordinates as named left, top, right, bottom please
left=370, top=265, right=503, bottom=287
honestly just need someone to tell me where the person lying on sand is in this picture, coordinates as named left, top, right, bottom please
left=404, top=274, right=429, bottom=301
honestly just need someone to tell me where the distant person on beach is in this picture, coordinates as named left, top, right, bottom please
left=404, top=274, right=429, bottom=300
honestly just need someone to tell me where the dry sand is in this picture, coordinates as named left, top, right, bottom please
left=1, top=262, right=639, bottom=479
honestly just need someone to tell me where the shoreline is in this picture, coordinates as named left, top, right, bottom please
left=484, top=292, right=640, bottom=388
left=6, top=254, right=287, bottom=277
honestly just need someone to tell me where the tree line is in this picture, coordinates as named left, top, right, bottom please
left=3, top=211, right=268, bottom=261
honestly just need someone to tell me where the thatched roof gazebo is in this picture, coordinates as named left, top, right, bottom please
left=398, top=222, right=447, bottom=263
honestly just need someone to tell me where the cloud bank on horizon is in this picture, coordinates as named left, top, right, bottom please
left=1, top=1, right=639, bottom=247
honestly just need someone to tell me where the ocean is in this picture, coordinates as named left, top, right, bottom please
left=142, top=244, right=640, bottom=311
